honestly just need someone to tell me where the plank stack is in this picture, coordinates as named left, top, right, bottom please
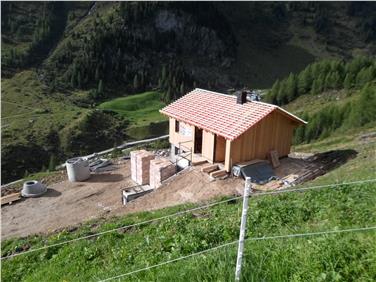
left=149, top=158, right=176, bottom=189
left=130, top=150, right=155, bottom=185
left=294, top=150, right=357, bottom=184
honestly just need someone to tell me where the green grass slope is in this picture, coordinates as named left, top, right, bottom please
left=1, top=70, right=86, bottom=145
left=2, top=177, right=375, bottom=281
left=98, top=91, right=166, bottom=127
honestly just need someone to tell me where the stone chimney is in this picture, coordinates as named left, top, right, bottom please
left=236, top=91, right=247, bottom=104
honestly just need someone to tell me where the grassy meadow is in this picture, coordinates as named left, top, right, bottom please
left=1, top=70, right=87, bottom=146
left=1, top=181, right=375, bottom=281
left=97, top=91, right=166, bottom=127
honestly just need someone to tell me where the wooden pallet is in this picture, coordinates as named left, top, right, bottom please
left=1, top=192, right=21, bottom=206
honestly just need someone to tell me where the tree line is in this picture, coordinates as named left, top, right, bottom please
left=266, top=56, right=376, bottom=105
left=44, top=2, right=233, bottom=103
left=294, top=82, right=376, bottom=144
left=2, top=2, right=67, bottom=72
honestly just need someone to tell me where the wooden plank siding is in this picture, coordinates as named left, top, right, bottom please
left=169, top=111, right=300, bottom=173
left=214, top=135, right=226, bottom=162
left=224, top=111, right=298, bottom=171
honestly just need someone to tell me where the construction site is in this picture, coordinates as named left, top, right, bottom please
left=1, top=90, right=358, bottom=240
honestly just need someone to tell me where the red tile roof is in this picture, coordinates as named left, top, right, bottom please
left=160, top=88, right=306, bottom=141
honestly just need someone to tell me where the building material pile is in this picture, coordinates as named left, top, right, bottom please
left=1, top=192, right=21, bottom=206
left=131, top=150, right=155, bottom=185
left=268, top=150, right=280, bottom=168
left=122, top=185, right=154, bottom=205
left=294, top=150, right=357, bottom=184
left=149, top=158, right=176, bottom=188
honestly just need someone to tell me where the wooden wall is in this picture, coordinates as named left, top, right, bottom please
left=202, top=130, right=215, bottom=162
left=214, top=135, right=226, bottom=162
left=170, top=110, right=301, bottom=172
left=169, top=118, right=195, bottom=151
left=224, top=111, right=298, bottom=171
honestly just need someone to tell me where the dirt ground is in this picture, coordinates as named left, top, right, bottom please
left=2, top=153, right=346, bottom=240
left=1, top=161, right=244, bottom=240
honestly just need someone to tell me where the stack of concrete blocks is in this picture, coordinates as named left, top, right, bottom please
left=130, top=150, right=155, bottom=185
left=149, top=158, right=176, bottom=189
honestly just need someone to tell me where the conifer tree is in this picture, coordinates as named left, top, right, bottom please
left=180, top=82, right=185, bottom=95
left=95, top=66, right=100, bottom=81
left=332, top=71, right=341, bottom=89
left=276, top=81, right=287, bottom=105
left=343, top=73, right=353, bottom=90
left=286, top=73, right=297, bottom=102
left=166, top=86, right=172, bottom=103
left=98, top=79, right=104, bottom=97
left=161, top=65, right=167, bottom=81
left=48, top=154, right=57, bottom=171
left=324, top=72, right=332, bottom=90
left=267, top=79, right=280, bottom=103
left=77, top=72, right=82, bottom=88
left=311, top=79, right=320, bottom=95
left=357, top=84, right=376, bottom=125
left=297, top=66, right=313, bottom=94
left=133, top=74, right=139, bottom=90
left=356, top=66, right=375, bottom=87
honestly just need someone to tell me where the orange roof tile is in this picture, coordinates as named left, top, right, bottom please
left=160, top=88, right=306, bottom=141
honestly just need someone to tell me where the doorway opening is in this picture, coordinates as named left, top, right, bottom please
left=194, top=127, right=203, bottom=153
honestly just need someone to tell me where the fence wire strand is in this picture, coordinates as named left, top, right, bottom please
left=1, top=178, right=375, bottom=260
left=98, top=226, right=376, bottom=282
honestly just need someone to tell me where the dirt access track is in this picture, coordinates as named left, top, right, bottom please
left=2, top=149, right=355, bottom=240
left=1, top=161, right=244, bottom=240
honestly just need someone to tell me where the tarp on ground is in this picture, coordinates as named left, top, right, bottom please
left=233, top=162, right=278, bottom=184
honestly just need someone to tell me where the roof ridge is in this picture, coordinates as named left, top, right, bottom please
left=194, top=88, right=235, bottom=98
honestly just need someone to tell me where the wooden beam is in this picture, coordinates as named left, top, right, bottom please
left=1, top=192, right=21, bottom=206
left=225, top=139, right=232, bottom=172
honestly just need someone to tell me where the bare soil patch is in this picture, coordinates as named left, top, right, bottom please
left=2, top=150, right=355, bottom=239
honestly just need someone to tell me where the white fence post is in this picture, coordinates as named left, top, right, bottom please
left=235, top=177, right=252, bottom=281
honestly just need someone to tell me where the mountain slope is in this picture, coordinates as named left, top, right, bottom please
left=1, top=2, right=376, bottom=183
left=2, top=2, right=376, bottom=90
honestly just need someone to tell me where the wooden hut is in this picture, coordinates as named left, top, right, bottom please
left=160, top=88, right=306, bottom=172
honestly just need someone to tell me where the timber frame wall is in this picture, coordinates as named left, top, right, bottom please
left=169, top=109, right=301, bottom=172
left=224, top=110, right=298, bottom=171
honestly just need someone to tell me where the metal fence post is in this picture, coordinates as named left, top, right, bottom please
left=235, top=177, right=252, bottom=281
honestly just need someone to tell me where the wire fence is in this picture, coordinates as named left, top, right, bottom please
left=2, top=178, right=375, bottom=260
left=98, top=225, right=376, bottom=282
